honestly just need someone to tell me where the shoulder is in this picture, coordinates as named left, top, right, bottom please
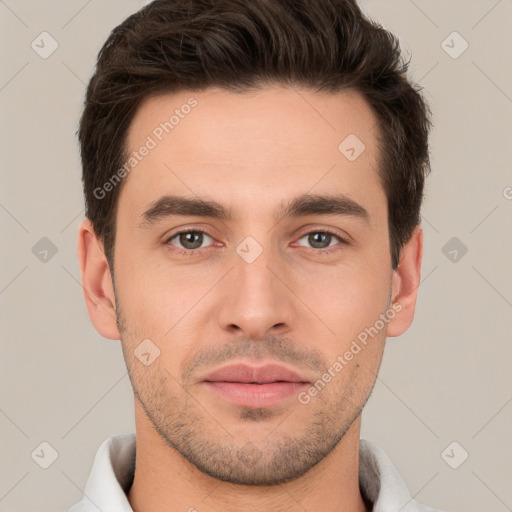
left=359, top=439, right=447, bottom=512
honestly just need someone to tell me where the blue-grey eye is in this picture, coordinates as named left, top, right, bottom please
left=168, top=231, right=213, bottom=250
left=297, top=231, right=342, bottom=249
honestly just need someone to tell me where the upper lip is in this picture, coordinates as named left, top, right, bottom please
left=202, top=363, right=310, bottom=384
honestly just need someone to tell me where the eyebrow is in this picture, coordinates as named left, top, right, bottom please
left=138, top=193, right=370, bottom=228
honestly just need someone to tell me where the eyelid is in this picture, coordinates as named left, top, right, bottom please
left=295, top=225, right=350, bottom=243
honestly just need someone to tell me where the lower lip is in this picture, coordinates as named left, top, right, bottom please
left=204, top=381, right=308, bottom=408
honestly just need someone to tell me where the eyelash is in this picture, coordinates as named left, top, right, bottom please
left=164, top=228, right=349, bottom=257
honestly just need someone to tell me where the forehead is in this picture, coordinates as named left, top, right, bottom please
left=120, top=85, right=385, bottom=224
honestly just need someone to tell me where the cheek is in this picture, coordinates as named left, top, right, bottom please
left=298, top=260, right=391, bottom=337
left=114, top=249, right=189, bottom=323
left=114, top=257, right=217, bottom=370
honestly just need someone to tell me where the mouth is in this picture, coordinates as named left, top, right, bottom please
left=202, top=363, right=310, bottom=408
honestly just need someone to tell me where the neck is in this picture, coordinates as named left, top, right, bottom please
left=127, top=403, right=369, bottom=512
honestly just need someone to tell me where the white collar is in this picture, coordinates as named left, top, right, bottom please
left=66, top=433, right=441, bottom=512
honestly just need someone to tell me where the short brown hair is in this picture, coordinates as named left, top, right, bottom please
left=79, top=0, right=431, bottom=271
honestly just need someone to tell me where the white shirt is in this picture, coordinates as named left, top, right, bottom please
left=65, top=433, right=443, bottom=512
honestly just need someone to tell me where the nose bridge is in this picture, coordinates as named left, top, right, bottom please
left=218, top=234, right=294, bottom=338
left=236, top=240, right=277, bottom=294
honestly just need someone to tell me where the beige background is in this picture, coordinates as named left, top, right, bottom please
left=1, top=1, right=511, bottom=511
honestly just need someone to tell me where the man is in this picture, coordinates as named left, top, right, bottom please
left=68, top=0, right=442, bottom=510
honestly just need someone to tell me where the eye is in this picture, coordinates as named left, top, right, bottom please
left=165, top=230, right=214, bottom=254
left=296, top=229, right=348, bottom=253
left=164, top=228, right=349, bottom=257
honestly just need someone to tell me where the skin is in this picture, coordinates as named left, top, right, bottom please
left=77, top=85, right=423, bottom=512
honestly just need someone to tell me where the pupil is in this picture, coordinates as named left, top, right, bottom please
left=181, top=232, right=202, bottom=249
left=310, top=232, right=329, bottom=248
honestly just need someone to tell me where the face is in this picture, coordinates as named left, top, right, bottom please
left=107, top=86, right=400, bottom=484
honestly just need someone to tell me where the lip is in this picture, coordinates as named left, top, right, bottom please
left=203, top=363, right=309, bottom=384
left=202, top=363, right=310, bottom=408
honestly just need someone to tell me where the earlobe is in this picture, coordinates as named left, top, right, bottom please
left=77, top=218, right=121, bottom=340
left=386, top=226, right=423, bottom=338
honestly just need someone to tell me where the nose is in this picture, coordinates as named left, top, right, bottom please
left=217, top=245, right=296, bottom=340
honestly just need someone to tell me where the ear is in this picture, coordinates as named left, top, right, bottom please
left=386, top=225, right=423, bottom=338
left=77, top=218, right=120, bottom=340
